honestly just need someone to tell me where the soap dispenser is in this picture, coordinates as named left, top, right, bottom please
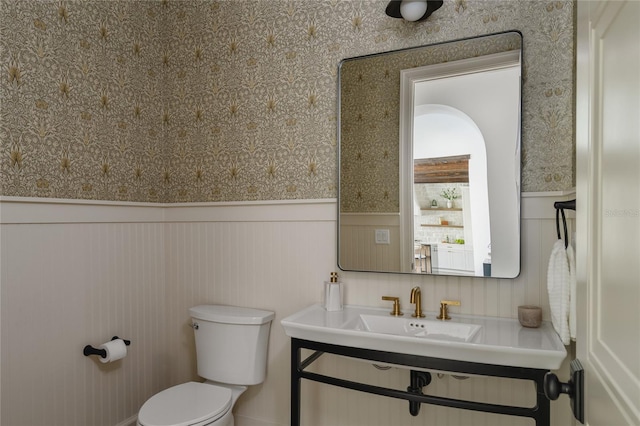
left=324, top=272, right=343, bottom=312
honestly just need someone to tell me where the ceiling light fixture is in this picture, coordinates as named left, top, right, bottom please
left=385, top=0, right=443, bottom=22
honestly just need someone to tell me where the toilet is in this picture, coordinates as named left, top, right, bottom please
left=137, top=305, right=275, bottom=426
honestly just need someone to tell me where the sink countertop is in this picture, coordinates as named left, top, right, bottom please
left=281, top=304, right=567, bottom=370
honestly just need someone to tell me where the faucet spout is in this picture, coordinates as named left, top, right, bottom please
left=410, top=286, right=425, bottom=318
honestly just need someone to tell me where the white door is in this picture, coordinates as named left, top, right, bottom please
left=576, top=1, right=640, bottom=424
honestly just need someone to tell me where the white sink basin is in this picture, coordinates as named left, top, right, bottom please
left=354, top=314, right=482, bottom=342
left=281, top=304, right=567, bottom=370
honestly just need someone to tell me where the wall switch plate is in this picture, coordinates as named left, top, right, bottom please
left=375, top=229, right=390, bottom=244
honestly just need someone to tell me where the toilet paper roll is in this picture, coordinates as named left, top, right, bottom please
left=98, top=339, right=127, bottom=363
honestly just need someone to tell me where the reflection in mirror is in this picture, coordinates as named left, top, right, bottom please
left=338, top=31, right=522, bottom=278
left=411, top=108, right=490, bottom=277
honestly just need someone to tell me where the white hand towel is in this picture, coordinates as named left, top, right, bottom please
left=567, top=243, right=577, bottom=341
left=547, top=239, right=571, bottom=345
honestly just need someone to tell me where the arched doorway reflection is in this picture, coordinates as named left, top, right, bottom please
left=413, top=105, right=491, bottom=276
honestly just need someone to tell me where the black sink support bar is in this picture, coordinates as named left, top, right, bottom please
left=290, top=338, right=550, bottom=426
left=300, top=350, right=324, bottom=371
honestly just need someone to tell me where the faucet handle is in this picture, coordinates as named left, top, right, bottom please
left=437, top=299, right=460, bottom=320
left=382, top=296, right=403, bottom=316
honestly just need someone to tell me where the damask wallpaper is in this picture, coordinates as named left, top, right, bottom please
left=1, top=0, right=574, bottom=203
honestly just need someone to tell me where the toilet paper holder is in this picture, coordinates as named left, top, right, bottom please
left=83, top=336, right=131, bottom=358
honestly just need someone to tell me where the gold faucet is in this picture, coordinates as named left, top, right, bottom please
left=382, top=296, right=403, bottom=316
left=437, top=299, right=461, bottom=320
left=410, top=286, right=425, bottom=318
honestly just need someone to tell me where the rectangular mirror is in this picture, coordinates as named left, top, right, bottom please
left=338, top=31, right=522, bottom=278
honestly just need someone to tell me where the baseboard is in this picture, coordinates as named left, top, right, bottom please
left=115, top=414, right=137, bottom=426
left=114, top=411, right=283, bottom=426
left=235, top=414, right=285, bottom=426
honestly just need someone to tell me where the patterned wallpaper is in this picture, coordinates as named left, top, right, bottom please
left=1, top=0, right=574, bottom=203
left=1, top=0, right=168, bottom=201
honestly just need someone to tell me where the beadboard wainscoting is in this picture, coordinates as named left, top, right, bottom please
left=0, top=193, right=573, bottom=426
left=339, top=213, right=401, bottom=272
left=0, top=199, right=168, bottom=426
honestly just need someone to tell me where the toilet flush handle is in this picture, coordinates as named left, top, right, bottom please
left=190, top=322, right=199, bottom=330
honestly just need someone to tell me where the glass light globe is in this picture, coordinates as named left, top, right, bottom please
left=400, top=0, right=428, bottom=21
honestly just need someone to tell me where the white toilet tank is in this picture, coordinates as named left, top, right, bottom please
left=189, top=305, right=275, bottom=385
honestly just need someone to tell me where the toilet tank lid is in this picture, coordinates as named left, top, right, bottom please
left=189, top=305, right=275, bottom=325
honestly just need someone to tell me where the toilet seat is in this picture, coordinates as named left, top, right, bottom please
left=138, top=382, right=232, bottom=426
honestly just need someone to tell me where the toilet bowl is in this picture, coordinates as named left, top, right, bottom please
left=137, top=305, right=275, bottom=426
left=137, top=382, right=244, bottom=426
